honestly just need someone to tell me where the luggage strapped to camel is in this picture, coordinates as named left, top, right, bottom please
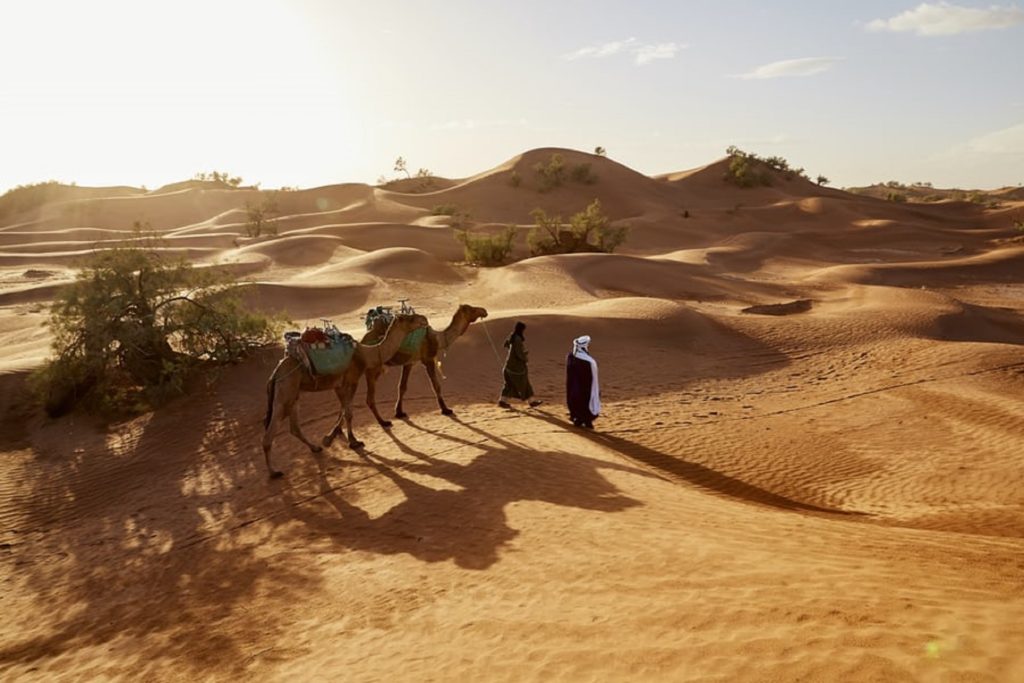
left=364, top=299, right=427, bottom=355
left=282, top=319, right=356, bottom=377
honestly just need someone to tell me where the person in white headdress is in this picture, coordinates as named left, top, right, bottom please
left=566, top=335, right=600, bottom=428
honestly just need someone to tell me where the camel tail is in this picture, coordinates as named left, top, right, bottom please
left=264, top=377, right=276, bottom=429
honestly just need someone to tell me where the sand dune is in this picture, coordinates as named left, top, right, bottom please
left=2, top=147, right=1023, bottom=681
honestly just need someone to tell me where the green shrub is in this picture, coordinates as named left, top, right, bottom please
left=36, top=238, right=282, bottom=416
left=886, top=192, right=907, bottom=203
left=454, top=226, right=517, bottom=266
left=725, top=154, right=771, bottom=188
left=431, top=203, right=459, bottom=216
left=570, top=163, right=598, bottom=185
left=527, top=208, right=564, bottom=255
left=528, top=200, right=626, bottom=256
left=724, top=146, right=813, bottom=186
left=509, top=170, right=522, bottom=188
left=533, top=153, right=567, bottom=192
left=433, top=204, right=470, bottom=227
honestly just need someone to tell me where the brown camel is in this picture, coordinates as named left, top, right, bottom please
left=262, top=313, right=429, bottom=477
left=361, top=303, right=488, bottom=427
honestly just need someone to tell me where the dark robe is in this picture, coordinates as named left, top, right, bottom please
left=501, top=334, right=534, bottom=400
left=566, top=353, right=597, bottom=426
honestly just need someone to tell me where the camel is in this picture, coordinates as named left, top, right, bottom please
left=262, top=313, right=429, bottom=477
left=360, top=303, right=488, bottom=427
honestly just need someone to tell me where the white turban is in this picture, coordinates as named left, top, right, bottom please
left=572, top=335, right=591, bottom=355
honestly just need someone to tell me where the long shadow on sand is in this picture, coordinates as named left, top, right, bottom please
left=0, top=360, right=321, bottom=675
left=523, top=409, right=865, bottom=517
left=278, top=420, right=652, bottom=570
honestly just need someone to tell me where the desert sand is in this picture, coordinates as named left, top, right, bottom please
left=1, top=148, right=1023, bottom=681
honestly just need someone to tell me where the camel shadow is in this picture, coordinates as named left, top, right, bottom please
left=524, top=409, right=866, bottom=517
left=278, top=420, right=652, bottom=570
left=0, top=360, right=321, bottom=674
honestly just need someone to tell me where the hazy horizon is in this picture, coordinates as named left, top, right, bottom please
left=2, top=0, right=1022, bottom=194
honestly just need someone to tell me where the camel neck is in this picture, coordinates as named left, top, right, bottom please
left=440, top=311, right=470, bottom=350
left=370, top=322, right=411, bottom=367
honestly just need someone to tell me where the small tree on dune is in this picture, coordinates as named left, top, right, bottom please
left=244, top=193, right=280, bottom=238
left=454, top=226, right=517, bottom=266
left=35, top=232, right=281, bottom=416
left=594, top=146, right=607, bottom=157
left=394, top=156, right=410, bottom=179
left=527, top=199, right=626, bottom=255
left=816, top=175, right=830, bottom=186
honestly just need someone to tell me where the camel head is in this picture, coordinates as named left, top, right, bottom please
left=457, top=303, right=488, bottom=324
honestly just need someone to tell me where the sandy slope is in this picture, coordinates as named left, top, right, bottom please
left=2, top=148, right=1023, bottom=682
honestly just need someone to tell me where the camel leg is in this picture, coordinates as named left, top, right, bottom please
left=262, top=382, right=286, bottom=478
left=423, top=359, right=454, bottom=416
left=288, top=399, right=323, bottom=454
left=323, top=385, right=347, bottom=448
left=365, top=366, right=392, bottom=429
left=393, top=364, right=413, bottom=419
left=342, top=381, right=364, bottom=449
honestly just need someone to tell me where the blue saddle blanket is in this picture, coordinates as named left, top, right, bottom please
left=285, top=327, right=356, bottom=376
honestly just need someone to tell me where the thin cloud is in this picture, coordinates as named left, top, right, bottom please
left=967, top=121, right=1024, bottom=155
left=736, top=57, right=842, bottom=80
left=866, top=2, right=1024, bottom=36
left=563, top=37, right=637, bottom=60
left=564, top=38, right=685, bottom=65
left=634, top=42, right=683, bottom=65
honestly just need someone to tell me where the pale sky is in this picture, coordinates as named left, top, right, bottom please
left=1, top=0, right=1022, bottom=193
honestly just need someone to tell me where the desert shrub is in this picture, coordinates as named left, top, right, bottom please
left=432, top=203, right=459, bottom=216
left=725, top=153, right=771, bottom=188
left=886, top=192, right=907, bottom=203
left=528, top=199, right=626, bottom=256
left=0, top=180, right=75, bottom=220
left=594, top=146, right=607, bottom=157
left=454, top=225, right=517, bottom=266
left=35, top=239, right=281, bottom=416
left=527, top=208, right=564, bottom=255
left=245, top=194, right=279, bottom=237
left=570, top=163, right=598, bottom=185
left=194, top=171, right=243, bottom=187
left=765, top=156, right=789, bottom=173
left=724, top=146, right=811, bottom=186
left=433, top=204, right=470, bottom=227
left=533, top=153, right=567, bottom=192
left=449, top=209, right=472, bottom=229
left=509, top=170, right=522, bottom=188
left=394, top=156, right=409, bottom=178
left=816, top=175, right=830, bottom=186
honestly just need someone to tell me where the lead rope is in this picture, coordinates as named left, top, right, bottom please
left=480, top=318, right=506, bottom=379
